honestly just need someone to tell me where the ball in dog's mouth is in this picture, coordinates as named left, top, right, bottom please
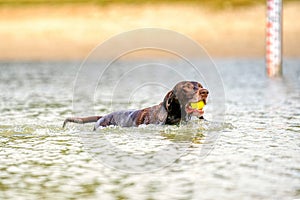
left=185, top=100, right=205, bottom=116
left=190, top=101, right=205, bottom=110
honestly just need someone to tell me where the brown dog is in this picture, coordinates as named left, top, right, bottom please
left=63, top=81, right=209, bottom=130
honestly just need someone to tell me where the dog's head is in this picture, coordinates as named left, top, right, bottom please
left=163, top=81, right=209, bottom=122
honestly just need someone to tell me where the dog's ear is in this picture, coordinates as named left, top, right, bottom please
left=163, top=90, right=176, bottom=111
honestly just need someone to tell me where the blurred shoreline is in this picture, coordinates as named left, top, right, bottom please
left=0, top=2, right=299, bottom=61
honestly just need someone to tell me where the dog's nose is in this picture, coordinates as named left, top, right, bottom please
left=199, top=89, right=209, bottom=98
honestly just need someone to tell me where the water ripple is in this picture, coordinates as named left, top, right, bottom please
left=1, top=60, right=300, bottom=199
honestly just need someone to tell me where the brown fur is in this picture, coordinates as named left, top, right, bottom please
left=63, top=81, right=208, bottom=130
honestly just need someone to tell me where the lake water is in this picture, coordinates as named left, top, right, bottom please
left=0, top=59, right=299, bottom=199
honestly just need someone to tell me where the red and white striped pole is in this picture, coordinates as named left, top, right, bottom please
left=266, top=0, right=282, bottom=77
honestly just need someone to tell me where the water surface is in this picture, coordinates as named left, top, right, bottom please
left=0, top=59, right=299, bottom=199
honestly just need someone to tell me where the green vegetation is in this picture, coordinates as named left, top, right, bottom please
left=0, top=0, right=298, bottom=9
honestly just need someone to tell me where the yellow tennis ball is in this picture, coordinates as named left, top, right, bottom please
left=190, top=101, right=205, bottom=110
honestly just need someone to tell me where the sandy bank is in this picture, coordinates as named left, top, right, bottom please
left=0, top=3, right=299, bottom=61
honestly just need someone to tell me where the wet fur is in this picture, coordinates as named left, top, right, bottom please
left=63, top=81, right=208, bottom=130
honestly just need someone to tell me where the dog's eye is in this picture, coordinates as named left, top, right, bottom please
left=183, top=84, right=193, bottom=91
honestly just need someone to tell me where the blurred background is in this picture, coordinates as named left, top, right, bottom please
left=0, top=0, right=299, bottom=61
left=1, top=1, right=300, bottom=200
